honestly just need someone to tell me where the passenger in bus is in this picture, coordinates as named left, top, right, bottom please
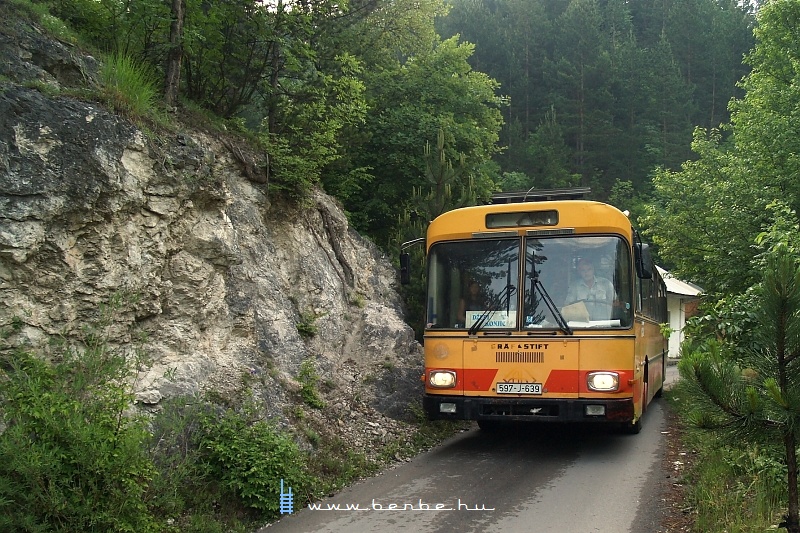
left=563, top=258, right=616, bottom=320
left=458, top=279, right=487, bottom=326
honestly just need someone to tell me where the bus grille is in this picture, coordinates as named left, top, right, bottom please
left=496, top=351, right=544, bottom=363
left=481, top=403, right=559, bottom=417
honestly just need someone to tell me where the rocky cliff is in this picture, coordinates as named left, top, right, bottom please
left=0, top=14, right=423, bottom=449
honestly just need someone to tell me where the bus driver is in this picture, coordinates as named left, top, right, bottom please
left=564, top=258, right=616, bottom=320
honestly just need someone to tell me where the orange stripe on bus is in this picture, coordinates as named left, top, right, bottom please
left=462, top=369, right=499, bottom=391
left=544, top=369, right=580, bottom=393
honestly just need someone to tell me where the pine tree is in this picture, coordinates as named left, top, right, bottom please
left=679, top=242, right=800, bottom=532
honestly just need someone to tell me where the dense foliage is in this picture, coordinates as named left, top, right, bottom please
left=678, top=241, right=800, bottom=532
left=0, top=297, right=158, bottom=532
left=437, top=0, right=755, bottom=204
left=643, top=0, right=800, bottom=297
left=646, top=1, right=800, bottom=530
left=12, top=0, right=756, bottom=250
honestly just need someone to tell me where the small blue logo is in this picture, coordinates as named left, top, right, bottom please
left=279, top=479, right=294, bottom=515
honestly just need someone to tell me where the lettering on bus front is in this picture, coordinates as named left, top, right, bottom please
left=491, top=343, right=550, bottom=350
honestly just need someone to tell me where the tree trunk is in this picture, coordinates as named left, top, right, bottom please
left=779, top=271, right=799, bottom=533
left=164, top=0, right=186, bottom=107
left=784, top=431, right=800, bottom=533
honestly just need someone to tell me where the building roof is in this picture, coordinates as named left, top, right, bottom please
left=656, top=266, right=703, bottom=297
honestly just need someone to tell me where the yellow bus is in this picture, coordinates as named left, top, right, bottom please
left=400, top=188, right=667, bottom=433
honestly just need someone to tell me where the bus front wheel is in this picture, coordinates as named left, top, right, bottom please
left=621, top=382, right=646, bottom=435
left=621, top=416, right=642, bottom=435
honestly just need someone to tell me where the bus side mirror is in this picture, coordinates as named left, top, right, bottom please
left=400, top=252, right=411, bottom=285
left=635, top=243, right=653, bottom=279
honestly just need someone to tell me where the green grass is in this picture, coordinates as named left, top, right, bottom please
left=666, top=382, right=786, bottom=532
left=99, top=52, right=160, bottom=118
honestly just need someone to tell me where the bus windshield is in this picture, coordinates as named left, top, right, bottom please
left=426, top=235, right=632, bottom=330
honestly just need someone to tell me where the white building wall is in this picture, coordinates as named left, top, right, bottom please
left=658, top=266, right=702, bottom=360
left=666, top=294, right=684, bottom=359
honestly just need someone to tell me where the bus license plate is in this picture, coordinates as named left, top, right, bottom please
left=496, top=382, right=542, bottom=395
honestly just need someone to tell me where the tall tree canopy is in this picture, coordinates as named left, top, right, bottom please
left=328, top=35, right=504, bottom=245
left=643, top=0, right=800, bottom=297
left=436, top=0, right=755, bottom=201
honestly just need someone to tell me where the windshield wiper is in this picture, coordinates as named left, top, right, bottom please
left=468, top=284, right=517, bottom=336
left=531, top=268, right=572, bottom=335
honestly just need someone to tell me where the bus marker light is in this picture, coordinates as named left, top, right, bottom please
left=439, top=403, right=457, bottom=414
left=585, top=405, right=606, bottom=416
left=587, top=372, right=620, bottom=392
left=429, top=370, right=457, bottom=388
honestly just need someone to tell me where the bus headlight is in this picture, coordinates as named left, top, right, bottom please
left=587, top=372, right=619, bottom=392
left=428, top=370, right=457, bottom=388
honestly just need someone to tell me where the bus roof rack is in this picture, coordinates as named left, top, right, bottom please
left=489, top=187, right=592, bottom=204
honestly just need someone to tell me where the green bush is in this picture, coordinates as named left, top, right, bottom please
left=298, top=358, right=325, bottom=409
left=144, top=397, right=218, bottom=524
left=198, top=402, right=313, bottom=517
left=0, top=301, right=318, bottom=531
left=296, top=311, right=319, bottom=339
left=7, top=0, right=80, bottom=44
left=0, top=343, right=158, bottom=532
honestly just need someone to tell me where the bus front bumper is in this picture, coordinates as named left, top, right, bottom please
left=423, top=394, right=634, bottom=423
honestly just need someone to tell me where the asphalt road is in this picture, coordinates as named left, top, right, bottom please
left=260, top=361, right=681, bottom=533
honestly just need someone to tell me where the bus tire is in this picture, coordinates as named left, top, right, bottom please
left=621, top=382, right=646, bottom=435
left=621, top=417, right=642, bottom=435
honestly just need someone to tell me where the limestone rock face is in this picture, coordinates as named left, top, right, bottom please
left=0, top=16, right=422, bottom=425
